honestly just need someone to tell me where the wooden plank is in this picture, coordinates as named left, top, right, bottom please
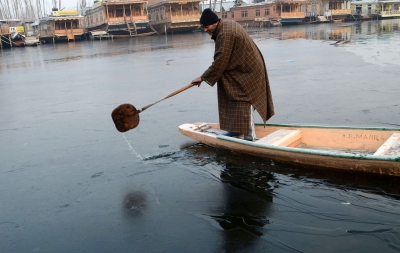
left=256, top=129, right=302, bottom=147
left=373, top=133, right=400, bottom=156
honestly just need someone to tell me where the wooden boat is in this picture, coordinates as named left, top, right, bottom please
left=148, top=0, right=201, bottom=34
left=1, top=19, right=22, bottom=48
left=38, top=9, right=84, bottom=43
left=179, top=123, right=400, bottom=176
left=275, top=0, right=306, bottom=25
left=84, top=0, right=156, bottom=37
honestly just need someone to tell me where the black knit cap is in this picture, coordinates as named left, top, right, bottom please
left=200, top=8, right=219, bottom=26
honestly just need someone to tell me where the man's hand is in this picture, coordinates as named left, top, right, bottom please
left=192, top=77, right=203, bottom=87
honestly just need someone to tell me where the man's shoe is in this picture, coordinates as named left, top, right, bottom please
left=243, top=134, right=254, bottom=141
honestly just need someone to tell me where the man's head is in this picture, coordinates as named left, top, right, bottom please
left=200, top=8, right=219, bottom=35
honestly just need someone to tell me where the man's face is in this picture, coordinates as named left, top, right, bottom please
left=203, top=22, right=218, bottom=35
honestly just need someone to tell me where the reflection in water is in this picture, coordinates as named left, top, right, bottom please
left=179, top=144, right=274, bottom=251
left=251, top=19, right=400, bottom=43
left=160, top=143, right=400, bottom=198
left=143, top=143, right=400, bottom=251
left=216, top=159, right=273, bottom=251
left=2, top=19, right=400, bottom=71
left=0, top=33, right=208, bottom=70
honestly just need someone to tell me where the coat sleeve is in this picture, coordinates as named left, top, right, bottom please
left=201, top=31, right=235, bottom=87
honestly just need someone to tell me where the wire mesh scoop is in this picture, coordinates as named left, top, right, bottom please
left=112, top=83, right=195, bottom=132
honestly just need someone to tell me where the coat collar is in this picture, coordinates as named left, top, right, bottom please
left=211, top=20, right=221, bottom=41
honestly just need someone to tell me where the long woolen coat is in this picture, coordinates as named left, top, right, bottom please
left=201, top=19, right=274, bottom=134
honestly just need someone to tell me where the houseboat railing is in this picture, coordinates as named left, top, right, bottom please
left=166, top=14, right=201, bottom=22
left=351, top=10, right=373, bottom=15
left=55, top=28, right=84, bottom=36
left=305, top=12, right=321, bottom=17
left=331, top=9, right=351, bottom=15
left=381, top=10, right=400, bottom=17
left=280, top=12, right=306, bottom=18
left=108, top=16, right=148, bottom=22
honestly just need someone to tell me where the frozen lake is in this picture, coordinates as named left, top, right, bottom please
left=1, top=19, right=400, bottom=252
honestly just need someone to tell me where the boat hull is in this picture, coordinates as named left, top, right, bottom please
left=280, top=18, right=303, bottom=25
left=150, top=21, right=199, bottom=34
left=86, top=22, right=156, bottom=37
left=179, top=123, right=400, bottom=176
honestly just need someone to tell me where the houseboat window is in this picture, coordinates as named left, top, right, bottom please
left=356, top=5, right=361, bottom=14
left=73, top=22, right=77, bottom=28
left=241, top=10, right=248, bottom=17
left=125, top=9, right=131, bottom=16
left=116, top=9, right=123, bottom=17
left=135, top=6, right=141, bottom=16
left=232, top=12, right=234, bottom=18
left=256, top=9, right=260, bottom=16
left=283, top=5, right=290, bottom=12
left=265, top=8, right=270, bottom=15
left=55, top=23, right=60, bottom=29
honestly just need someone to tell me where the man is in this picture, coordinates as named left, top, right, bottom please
left=192, top=8, right=274, bottom=141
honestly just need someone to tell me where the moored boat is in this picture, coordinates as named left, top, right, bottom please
left=38, top=9, right=84, bottom=43
left=84, top=0, right=156, bottom=37
left=179, top=123, right=400, bottom=176
left=148, top=0, right=201, bottom=34
left=275, top=0, right=307, bottom=25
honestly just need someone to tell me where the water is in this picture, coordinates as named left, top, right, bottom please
left=1, top=20, right=400, bottom=252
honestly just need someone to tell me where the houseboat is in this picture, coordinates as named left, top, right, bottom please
left=38, top=9, right=84, bottom=43
left=301, top=0, right=329, bottom=23
left=351, top=0, right=400, bottom=19
left=84, top=0, right=156, bottom=37
left=148, top=0, right=201, bottom=34
left=210, top=1, right=281, bottom=27
left=275, top=0, right=307, bottom=25
left=325, top=0, right=352, bottom=22
left=0, top=19, right=26, bottom=47
left=376, top=0, right=400, bottom=18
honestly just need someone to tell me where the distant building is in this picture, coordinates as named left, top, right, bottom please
left=201, top=1, right=280, bottom=27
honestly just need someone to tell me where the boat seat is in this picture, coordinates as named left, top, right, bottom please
left=373, top=133, right=400, bottom=156
left=256, top=129, right=302, bottom=147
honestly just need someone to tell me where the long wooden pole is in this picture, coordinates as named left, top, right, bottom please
left=139, top=83, right=195, bottom=112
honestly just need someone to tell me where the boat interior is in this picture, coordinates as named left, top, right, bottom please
left=193, top=123, right=400, bottom=156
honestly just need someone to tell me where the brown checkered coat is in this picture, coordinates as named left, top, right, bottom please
left=201, top=20, right=274, bottom=134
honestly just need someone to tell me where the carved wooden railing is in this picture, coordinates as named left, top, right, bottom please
left=55, top=28, right=84, bottom=36
left=381, top=10, right=400, bottom=17
left=108, top=15, right=148, bottom=22
left=280, top=12, right=306, bottom=18
left=169, top=14, right=201, bottom=22
left=331, top=9, right=351, bottom=15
